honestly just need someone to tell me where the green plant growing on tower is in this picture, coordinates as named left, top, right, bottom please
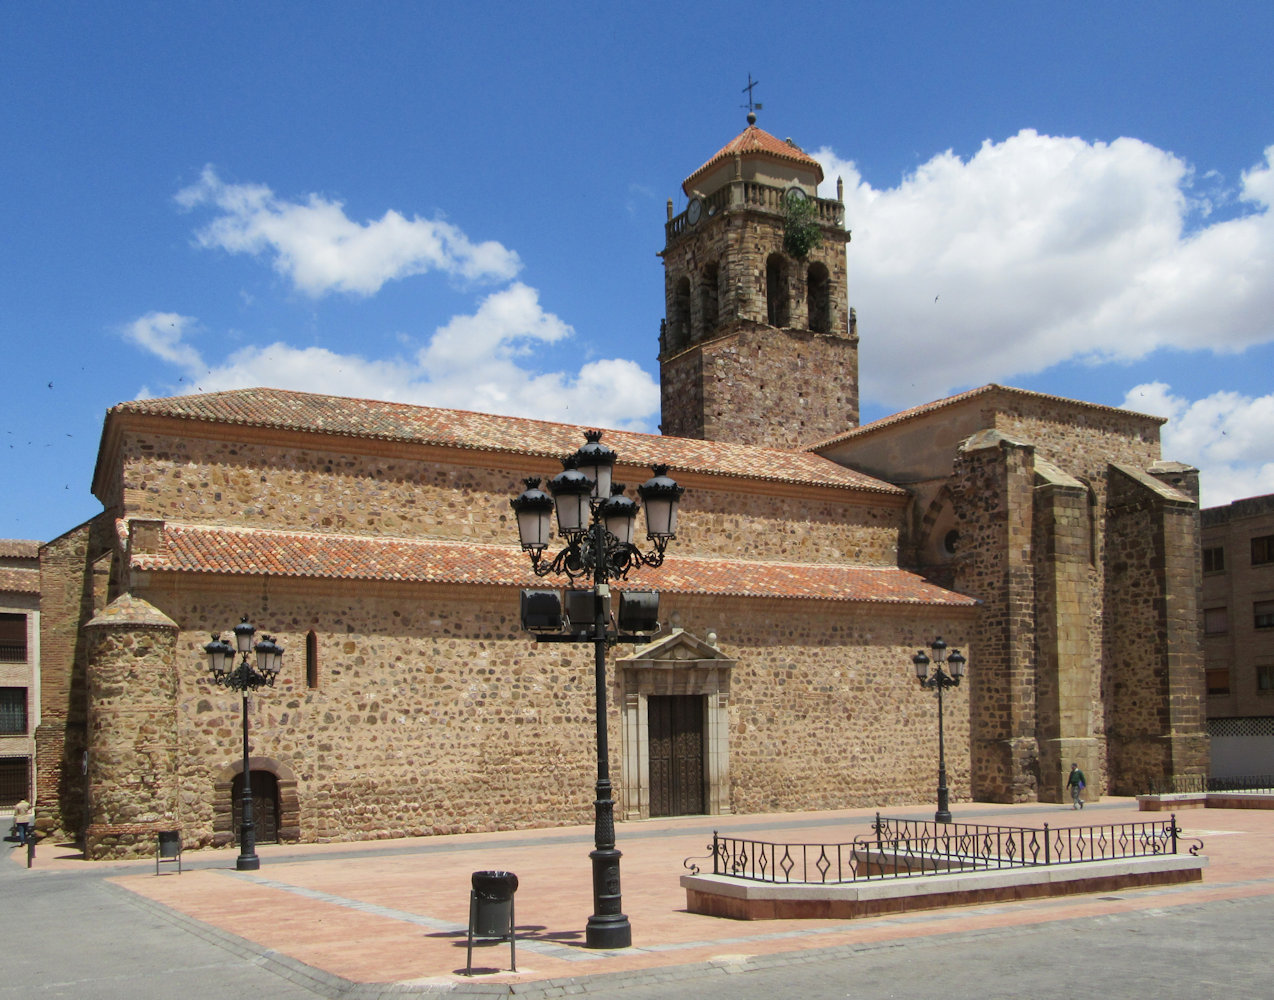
left=783, top=193, right=823, bottom=259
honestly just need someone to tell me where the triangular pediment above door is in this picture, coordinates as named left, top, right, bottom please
left=618, top=628, right=734, bottom=668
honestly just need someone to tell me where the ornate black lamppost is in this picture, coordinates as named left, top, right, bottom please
left=511, top=430, right=684, bottom=950
left=204, top=617, right=284, bottom=871
left=912, top=637, right=967, bottom=824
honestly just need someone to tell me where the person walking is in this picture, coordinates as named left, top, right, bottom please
left=1066, top=763, right=1086, bottom=809
left=11, top=798, right=33, bottom=843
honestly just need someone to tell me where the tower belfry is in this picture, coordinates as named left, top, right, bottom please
left=658, top=115, right=858, bottom=448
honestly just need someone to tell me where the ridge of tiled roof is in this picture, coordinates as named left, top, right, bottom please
left=807, top=384, right=1166, bottom=452
left=683, top=124, right=825, bottom=193
left=134, top=522, right=976, bottom=607
left=105, top=388, right=902, bottom=496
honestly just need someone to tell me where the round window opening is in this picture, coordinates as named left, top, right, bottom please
left=943, top=529, right=960, bottom=556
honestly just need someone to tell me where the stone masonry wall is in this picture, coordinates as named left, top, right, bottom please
left=1033, top=481, right=1104, bottom=801
left=135, top=574, right=973, bottom=847
left=661, top=208, right=851, bottom=350
left=83, top=619, right=180, bottom=859
left=662, top=323, right=860, bottom=450
left=111, top=431, right=903, bottom=567
left=703, top=598, right=975, bottom=813
left=1104, top=467, right=1208, bottom=793
left=35, top=522, right=111, bottom=840
left=659, top=197, right=858, bottom=448
left=659, top=346, right=706, bottom=440
left=991, top=407, right=1161, bottom=488
left=951, top=435, right=1039, bottom=802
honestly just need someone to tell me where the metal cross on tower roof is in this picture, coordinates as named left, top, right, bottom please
left=741, top=73, right=763, bottom=115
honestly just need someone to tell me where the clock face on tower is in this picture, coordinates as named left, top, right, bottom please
left=686, top=198, right=702, bottom=225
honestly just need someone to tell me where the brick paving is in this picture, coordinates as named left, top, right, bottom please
left=15, top=798, right=1274, bottom=995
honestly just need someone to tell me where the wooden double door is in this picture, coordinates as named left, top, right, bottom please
left=232, top=770, right=280, bottom=844
left=648, top=695, right=706, bottom=817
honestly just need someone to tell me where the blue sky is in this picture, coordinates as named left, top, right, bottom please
left=4, top=1, right=1273, bottom=541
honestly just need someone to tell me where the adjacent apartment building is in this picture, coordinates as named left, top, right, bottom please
left=1, top=540, right=39, bottom=821
left=1202, top=493, right=1274, bottom=776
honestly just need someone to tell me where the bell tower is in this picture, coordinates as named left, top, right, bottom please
left=658, top=113, right=858, bottom=448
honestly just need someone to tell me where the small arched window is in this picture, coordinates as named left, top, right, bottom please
left=766, top=254, right=790, bottom=327
left=807, top=261, right=830, bottom=333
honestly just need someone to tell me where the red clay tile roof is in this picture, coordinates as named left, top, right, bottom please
left=808, top=384, right=1165, bottom=452
left=134, top=522, right=976, bottom=607
left=0, top=540, right=40, bottom=558
left=0, top=568, right=40, bottom=593
left=104, top=388, right=902, bottom=496
left=684, top=124, right=825, bottom=193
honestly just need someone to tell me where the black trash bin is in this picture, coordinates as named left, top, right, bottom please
left=466, top=870, right=518, bottom=975
left=156, top=829, right=183, bottom=875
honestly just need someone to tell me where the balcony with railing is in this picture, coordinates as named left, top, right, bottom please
left=666, top=180, right=844, bottom=245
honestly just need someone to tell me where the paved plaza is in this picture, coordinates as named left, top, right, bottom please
left=4, top=799, right=1272, bottom=998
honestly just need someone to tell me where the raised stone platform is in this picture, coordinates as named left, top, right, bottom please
left=1137, top=792, right=1274, bottom=811
left=682, top=854, right=1208, bottom=920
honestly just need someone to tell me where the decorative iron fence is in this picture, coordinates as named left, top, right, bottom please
left=684, top=813, right=1203, bottom=885
left=1142, top=773, right=1274, bottom=795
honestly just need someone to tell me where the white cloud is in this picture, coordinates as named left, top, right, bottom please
left=122, top=312, right=204, bottom=369
left=124, top=284, right=660, bottom=431
left=176, top=166, right=522, bottom=296
left=810, top=132, right=1274, bottom=506
left=813, top=134, right=1274, bottom=408
left=1123, top=382, right=1274, bottom=508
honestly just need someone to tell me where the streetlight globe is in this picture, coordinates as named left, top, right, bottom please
left=548, top=459, right=593, bottom=535
left=600, top=485, right=639, bottom=546
left=205, top=634, right=233, bottom=677
left=637, top=465, right=684, bottom=539
left=573, top=429, right=616, bottom=501
left=511, top=478, right=554, bottom=552
left=233, top=616, right=256, bottom=654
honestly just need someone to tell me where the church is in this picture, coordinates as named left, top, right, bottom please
left=33, top=115, right=1208, bottom=858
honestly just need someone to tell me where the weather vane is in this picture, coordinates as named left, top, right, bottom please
left=741, top=73, right=763, bottom=117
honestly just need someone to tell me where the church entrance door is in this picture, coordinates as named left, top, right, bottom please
left=648, top=694, right=705, bottom=817
left=232, top=770, right=280, bottom=844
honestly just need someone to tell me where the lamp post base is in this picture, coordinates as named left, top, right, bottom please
left=236, top=853, right=261, bottom=871
left=585, top=912, right=632, bottom=950
left=586, top=847, right=631, bottom=949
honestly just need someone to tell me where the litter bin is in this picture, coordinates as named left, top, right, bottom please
left=156, top=829, right=183, bottom=875
left=466, top=870, right=518, bottom=975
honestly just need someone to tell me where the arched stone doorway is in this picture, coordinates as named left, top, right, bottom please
left=214, top=756, right=300, bottom=846
left=232, top=770, right=280, bottom=844
left=617, top=630, right=734, bottom=820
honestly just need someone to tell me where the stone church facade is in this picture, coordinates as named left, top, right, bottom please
left=31, top=117, right=1208, bottom=859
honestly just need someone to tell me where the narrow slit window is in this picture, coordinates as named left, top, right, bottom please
left=306, top=630, right=319, bottom=688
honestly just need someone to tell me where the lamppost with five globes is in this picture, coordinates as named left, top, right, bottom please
left=510, top=429, right=684, bottom=950
left=204, top=617, right=284, bottom=871
left=912, top=636, right=967, bottom=824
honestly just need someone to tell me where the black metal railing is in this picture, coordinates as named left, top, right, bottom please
left=665, top=181, right=845, bottom=243
left=1142, top=773, right=1274, bottom=795
left=684, top=813, right=1202, bottom=885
